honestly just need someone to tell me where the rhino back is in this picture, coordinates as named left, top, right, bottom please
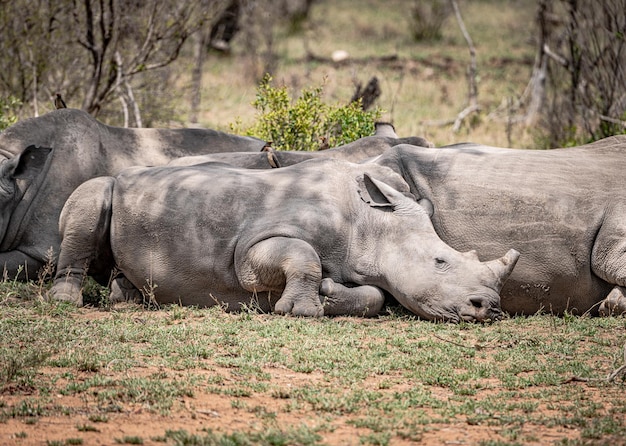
left=384, top=141, right=626, bottom=313
left=167, top=134, right=428, bottom=170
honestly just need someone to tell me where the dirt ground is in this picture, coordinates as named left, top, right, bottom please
left=2, top=307, right=626, bottom=446
left=0, top=371, right=600, bottom=446
left=2, top=376, right=624, bottom=446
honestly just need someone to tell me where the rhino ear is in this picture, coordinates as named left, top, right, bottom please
left=5, top=145, right=52, bottom=180
left=418, top=198, right=434, bottom=217
left=358, top=173, right=412, bottom=209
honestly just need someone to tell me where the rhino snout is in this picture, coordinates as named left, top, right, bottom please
left=458, top=293, right=503, bottom=323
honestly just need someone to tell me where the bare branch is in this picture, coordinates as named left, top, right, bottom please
left=451, top=0, right=477, bottom=106
left=450, top=0, right=479, bottom=132
left=597, top=112, right=626, bottom=128
left=542, top=43, right=568, bottom=67
left=421, top=117, right=456, bottom=127
left=422, top=1, right=480, bottom=132
left=453, top=103, right=480, bottom=133
left=126, top=1, right=159, bottom=71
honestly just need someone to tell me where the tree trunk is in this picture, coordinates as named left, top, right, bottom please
left=190, top=31, right=208, bottom=124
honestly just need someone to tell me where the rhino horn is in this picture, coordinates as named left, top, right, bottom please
left=483, top=249, right=520, bottom=291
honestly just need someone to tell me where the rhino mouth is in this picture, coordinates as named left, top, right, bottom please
left=422, top=303, right=503, bottom=324
left=458, top=307, right=503, bottom=323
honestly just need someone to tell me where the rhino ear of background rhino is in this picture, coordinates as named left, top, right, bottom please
left=7, top=145, right=52, bottom=180
left=417, top=198, right=434, bottom=217
left=358, top=173, right=409, bottom=210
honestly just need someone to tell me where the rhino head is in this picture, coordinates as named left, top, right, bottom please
left=359, top=174, right=519, bottom=322
left=0, top=145, right=52, bottom=248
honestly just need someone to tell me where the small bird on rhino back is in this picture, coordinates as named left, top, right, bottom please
left=54, top=93, right=67, bottom=109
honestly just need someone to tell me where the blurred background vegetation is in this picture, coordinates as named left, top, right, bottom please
left=0, top=0, right=624, bottom=149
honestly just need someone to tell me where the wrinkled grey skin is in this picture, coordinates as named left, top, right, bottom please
left=50, top=158, right=518, bottom=322
left=371, top=136, right=626, bottom=316
left=0, top=109, right=265, bottom=279
left=168, top=129, right=433, bottom=169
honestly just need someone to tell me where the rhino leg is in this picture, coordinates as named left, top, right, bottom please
left=110, top=276, right=143, bottom=304
left=0, top=252, right=45, bottom=281
left=237, top=237, right=324, bottom=317
left=49, top=177, right=114, bottom=306
left=319, top=278, right=385, bottom=317
left=591, top=208, right=626, bottom=314
left=599, top=286, right=626, bottom=316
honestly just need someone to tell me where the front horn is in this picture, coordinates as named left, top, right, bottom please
left=483, top=249, right=520, bottom=291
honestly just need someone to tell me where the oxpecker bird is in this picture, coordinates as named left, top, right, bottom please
left=260, top=142, right=281, bottom=168
left=318, top=136, right=330, bottom=151
left=54, top=93, right=67, bottom=109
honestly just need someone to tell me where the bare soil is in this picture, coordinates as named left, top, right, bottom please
left=1, top=371, right=603, bottom=446
left=2, top=308, right=626, bottom=446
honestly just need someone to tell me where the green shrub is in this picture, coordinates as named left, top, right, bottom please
left=0, top=96, right=20, bottom=131
left=231, top=74, right=382, bottom=151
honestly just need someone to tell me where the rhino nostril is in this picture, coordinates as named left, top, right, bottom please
left=470, top=297, right=484, bottom=309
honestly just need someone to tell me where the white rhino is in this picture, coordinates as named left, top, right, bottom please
left=370, top=136, right=626, bottom=316
left=0, top=113, right=429, bottom=280
left=0, top=109, right=266, bottom=280
left=166, top=123, right=433, bottom=169
left=50, top=159, right=519, bottom=322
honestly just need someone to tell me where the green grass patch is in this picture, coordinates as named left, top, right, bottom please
left=2, top=298, right=626, bottom=444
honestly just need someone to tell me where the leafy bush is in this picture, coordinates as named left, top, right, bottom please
left=231, top=75, right=382, bottom=151
left=0, top=96, right=20, bottom=131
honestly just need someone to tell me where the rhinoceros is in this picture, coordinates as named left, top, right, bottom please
left=50, top=158, right=519, bottom=322
left=167, top=123, right=433, bottom=169
left=370, top=136, right=626, bottom=316
left=0, top=112, right=430, bottom=280
left=0, top=108, right=268, bottom=280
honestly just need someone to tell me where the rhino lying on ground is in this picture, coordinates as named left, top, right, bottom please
left=0, top=113, right=428, bottom=280
left=0, top=109, right=267, bottom=280
left=50, top=158, right=518, bottom=321
left=370, top=136, right=626, bottom=316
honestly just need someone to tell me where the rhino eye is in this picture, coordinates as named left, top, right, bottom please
left=434, top=258, right=449, bottom=270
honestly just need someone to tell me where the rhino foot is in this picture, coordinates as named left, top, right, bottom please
left=320, top=278, right=385, bottom=317
left=110, top=276, right=143, bottom=304
left=599, top=286, right=626, bottom=316
left=275, top=296, right=324, bottom=317
left=49, top=277, right=84, bottom=306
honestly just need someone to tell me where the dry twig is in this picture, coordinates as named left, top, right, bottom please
left=422, top=0, right=479, bottom=132
left=433, top=333, right=475, bottom=350
left=450, top=0, right=479, bottom=133
left=607, top=343, right=626, bottom=382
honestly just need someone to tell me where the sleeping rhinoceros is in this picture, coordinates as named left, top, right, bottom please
left=370, top=136, right=626, bottom=316
left=0, top=109, right=268, bottom=280
left=0, top=112, right=430, bottom=281
left=50, top=158, right=519, bottom=322
left=167, top=123, right=433, bottom=169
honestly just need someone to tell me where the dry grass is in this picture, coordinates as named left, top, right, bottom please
left=186, top=0, right=538, bottom=148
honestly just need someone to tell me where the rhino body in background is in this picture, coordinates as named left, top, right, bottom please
left=372, top=136, right=626, bottom=316
left=50, top=159, right=518, bottom=322
left=168, top=125, right=433, bottom=169
left=0, top=109, right=266, bottom=279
